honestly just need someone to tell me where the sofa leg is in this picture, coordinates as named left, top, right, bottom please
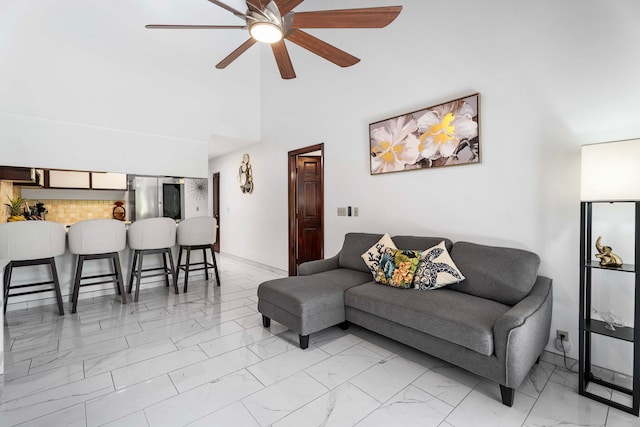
left=339, top=321, right=349, bottom=331
left=500, top=385, right=515, bottom=407
left=262, top=315, right=271, bottom=328
left=299, top=334, right=309, bottom=349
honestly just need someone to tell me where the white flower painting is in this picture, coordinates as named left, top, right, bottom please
left=369, top=94, right=480, bottom=175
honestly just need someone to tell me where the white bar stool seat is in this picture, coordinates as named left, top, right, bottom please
left=127, top=217, right=178, bottom=302
left=67, top=219, right=127, bottom=313
left=176, top=216, right=220, bottom=292
left=0, top=221, right=66, bottom=314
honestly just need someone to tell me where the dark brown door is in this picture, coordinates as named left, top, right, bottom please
left=288, top=144, right=324, bottom=275
left=212, top=172, right=220, bottom=253
left=296, top=156, right=323, bottom=266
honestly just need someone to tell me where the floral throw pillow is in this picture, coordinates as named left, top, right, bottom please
left=361, top=233, right=397, bottom=277
left=413, top=241, right=465, bottom=290
left=374, top=248, right=422, bottom=289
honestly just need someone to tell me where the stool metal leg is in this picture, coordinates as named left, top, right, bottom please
left=210, top=245, right=221, bottom=287
left=71, top=255, right=85, bottom=314
left=162, top=254, right=170, bottom=288
left=134, top=252, right=144, bottom=302
left=128, top=251, right=139, bottom=294
left=113, top=253, right=127, bottom=305
left=166, top=249, right=179, bottom=295
left=3, top=263, right=11, bottom=313
left=49, top=257, right=65, bottom=315
left=203, top=248, right=209, bottom=281
left=177, top=246, right=183, bottom=289
left=183, top=248, right=191, bottom=293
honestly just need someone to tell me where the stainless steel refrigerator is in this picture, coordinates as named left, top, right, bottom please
left=128, top=176, right=185, bottom=221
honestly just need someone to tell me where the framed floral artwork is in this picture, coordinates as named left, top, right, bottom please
left=369, top=93, right=480, bottom=175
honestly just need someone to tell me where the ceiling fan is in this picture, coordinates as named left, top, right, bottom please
left=145, top=0, right=402, bottom=79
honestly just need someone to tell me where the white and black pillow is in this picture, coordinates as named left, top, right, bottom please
left=413, top=241, right=465, bottom=290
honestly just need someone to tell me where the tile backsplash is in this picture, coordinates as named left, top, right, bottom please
left=1, top=182, right=124, bottom=225
left=36, top=200, right=121, bottom=224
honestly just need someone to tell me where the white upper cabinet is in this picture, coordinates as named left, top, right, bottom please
left=46, top=170, right=127, bottom=190
left=47, top=170, right=90, bottom=189
left=91, top=172, right=127, bottom=190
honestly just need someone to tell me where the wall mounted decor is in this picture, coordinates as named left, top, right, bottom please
left=188, top=178, right=208, bottom=200
left=239, top=153, right=254, bottom=194
left=369, top=93, right=480, bottom=175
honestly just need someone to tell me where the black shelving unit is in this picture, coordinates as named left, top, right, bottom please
left=579, top=201, right=640, bottom=415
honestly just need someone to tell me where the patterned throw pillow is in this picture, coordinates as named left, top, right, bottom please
left=374, top=248, right=422, bottom=289
left=361, top=233, right=397, bottom=277
left=413, top=241, right=465, bottom=290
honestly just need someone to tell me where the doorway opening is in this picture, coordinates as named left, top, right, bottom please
left=288, top=143, right=324, bottom=276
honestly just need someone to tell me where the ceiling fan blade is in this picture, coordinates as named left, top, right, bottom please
left=246, top=0, right=264, bottom=9
left=145, top=25, right=246, bottom=30
left=286, top=29, right=359, bottom=67
left=207, top=0, right=247, bottom=18
left=276, top=0, right=304, bottom=16
left=271, top=40, right=296, bottom=79
left=216, top=38, right=257, bottom=69
left=292, top=6, right=402, bottom=29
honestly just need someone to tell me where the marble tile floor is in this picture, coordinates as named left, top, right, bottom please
left=2, top=255, right=639, bottom=426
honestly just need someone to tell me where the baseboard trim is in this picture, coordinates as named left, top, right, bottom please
left=219, top=252, right=288, bottom=275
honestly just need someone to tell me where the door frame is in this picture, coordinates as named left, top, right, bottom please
left=288, top=143, right=324, bottom=276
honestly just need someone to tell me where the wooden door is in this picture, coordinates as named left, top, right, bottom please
left=212, top=172, right=220, bottom=253
left=296, top=156, right=323, bottom=267
left=288, top=144, right=324, bottom=275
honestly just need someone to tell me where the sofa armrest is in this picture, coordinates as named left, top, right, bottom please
left=493, top=275, right=553, bottom=387
left=297, top=253, right=340, bottom=276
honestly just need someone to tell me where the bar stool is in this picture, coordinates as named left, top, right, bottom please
left=176, top=216, right=220, bottom=292
left=127, top=217, right=178, bottom=302
left=67, top=219, right=127, bottom=313
left=0, top=221, right=65, bottom=314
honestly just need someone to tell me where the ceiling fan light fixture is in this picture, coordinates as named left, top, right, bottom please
left=249, top=22, right=283, bottom=44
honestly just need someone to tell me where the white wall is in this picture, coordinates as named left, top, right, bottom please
left=210, top=0, right=640, bottom=369
left=0, top=0, right=261, bottom=177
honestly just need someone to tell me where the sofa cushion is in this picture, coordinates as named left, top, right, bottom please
left=374, top=248, right=421, bottom=289
left=413, top=241, right=465, bottom=290
left=392, top=236, right=453, bottom=252
left=339, top=233, right=385, bottom=273
left=450, top=241, right=540, bottom=306
left=361, top=233, right=397, bottom=277
left=345, top=284, right=511, bottom=356
left=258, top=268, right=373, bottom=316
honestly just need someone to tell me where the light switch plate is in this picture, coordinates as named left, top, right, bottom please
left=337, top=207, right=347, bottom=216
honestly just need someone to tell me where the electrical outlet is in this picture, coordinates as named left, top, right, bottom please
left=555, top=330, right=571, bottom=352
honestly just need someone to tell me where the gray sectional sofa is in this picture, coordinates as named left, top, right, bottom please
left=257, top=233, right=553, bottom=407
